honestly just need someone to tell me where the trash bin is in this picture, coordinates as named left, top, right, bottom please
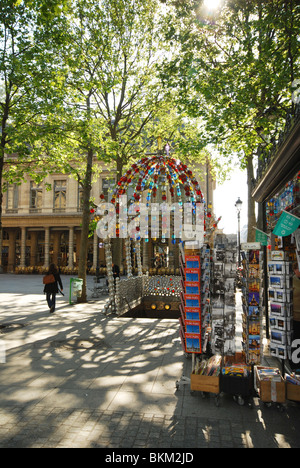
left=69, top=278, right=83, bottom=304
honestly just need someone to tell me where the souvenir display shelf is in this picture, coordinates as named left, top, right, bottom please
left=268, top=251, right=293, bottom=362
left=184, top=244, right=256, bottom=408
left=241, top=246, right=264, bottom=365
left=210, top=246, right=237, bottom=356
left=179, top=243, right=210, bottom=355
left=210, top=245, right=255, bottom=407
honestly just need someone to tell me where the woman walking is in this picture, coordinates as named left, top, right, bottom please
left=43, top=263, right=63, bottom=313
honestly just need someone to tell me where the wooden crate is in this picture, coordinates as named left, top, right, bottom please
left=255, top=366, right=286, bottom=403
left=286, top=383, right=300, bottom=402
left=190, top=373, right=220, bottom=394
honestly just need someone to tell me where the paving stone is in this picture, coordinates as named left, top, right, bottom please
left=0, top=275, right=300, bottom=448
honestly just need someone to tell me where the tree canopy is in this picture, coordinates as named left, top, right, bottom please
left=1, top=0, right=299, bottom=272
left=160, top=0, right=300, bottom=239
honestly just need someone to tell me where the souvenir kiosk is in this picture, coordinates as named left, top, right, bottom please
left=252, top=103, right=300, bottom=403
left=180, top=239, right=256, bottom=408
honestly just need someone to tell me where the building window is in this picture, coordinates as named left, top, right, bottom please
left=102, top=178, right=115, bottom=202
left=78, top=183, right=84, bottom=212
left=6, top=183, right=19, bottom=212
left=30, top=182, right=43, bottom=212
left=53, top=180, right=66, bottom=212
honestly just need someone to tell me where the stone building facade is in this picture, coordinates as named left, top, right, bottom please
left=1, top=160, right=215, bottom=273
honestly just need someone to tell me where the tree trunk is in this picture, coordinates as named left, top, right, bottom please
left=0, top=150, right=3, bottom=273
left=77, top=146, right=94, bottom=302
left=112, top=154, right=124, bottom=271
left=0, top=102, right=8, bottom=273
left=246, top=154, right=257, bottom=242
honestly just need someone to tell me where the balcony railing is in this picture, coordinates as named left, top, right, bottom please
left=254, top=102, right=300, bottom=190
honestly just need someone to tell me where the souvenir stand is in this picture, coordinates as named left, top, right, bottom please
left=268, top=250, right=293, bottom=363
left=241, top=244, right=264, bottom=366
left=177, top=241, right=221, bottom=405
left=210, top=244, right=255, bottom=407
left=258, top=243, right=300, bottom=406
left=256, top=171, right=300, bottom=406
left=251, top=104, right=300, bottom=404
left=179, top=243, right=202, bottom=355
left=210, top=246, right=236, bottom=356
left=231, top=243, right=265, bottom=407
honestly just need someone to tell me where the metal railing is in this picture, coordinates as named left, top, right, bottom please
left=254, top=102, right=300, bottom=189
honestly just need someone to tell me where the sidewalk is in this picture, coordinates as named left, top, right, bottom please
left=0, top=274, right=300, bottom=448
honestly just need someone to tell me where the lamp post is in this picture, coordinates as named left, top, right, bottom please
left=235, top=197, right=243, bottom=267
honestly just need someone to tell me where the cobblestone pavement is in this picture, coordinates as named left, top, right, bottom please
left=1, top=405, right=299, bottom=448
left=0, top=275, right=300, bottom=449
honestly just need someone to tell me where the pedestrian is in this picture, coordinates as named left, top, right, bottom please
left=43, top=263, right=63, bottom=313
left=112, top=263, right=120, bottom=280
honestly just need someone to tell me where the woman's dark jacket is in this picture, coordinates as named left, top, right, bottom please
left=44, top=273, right=63, bottom=294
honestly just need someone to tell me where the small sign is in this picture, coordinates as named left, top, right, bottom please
left=255, top=228, right=269, bottom=246
left=273, top=211, right=300, bottom=237
left=241, top=242, right=261, bottom=250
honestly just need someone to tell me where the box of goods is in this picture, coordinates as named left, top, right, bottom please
left=221, top=353, right=253, bottom=396
left=285, top=373, right=300, bottom=402
left=191, top=355, right=221, bottom=393
left=255, top=366, right=286, bottom=403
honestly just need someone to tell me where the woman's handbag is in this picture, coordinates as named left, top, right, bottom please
left=43, top=274, right=56, bottom=285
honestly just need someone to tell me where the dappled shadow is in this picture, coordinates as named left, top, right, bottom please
left=1, top=276, right=300, bottom=447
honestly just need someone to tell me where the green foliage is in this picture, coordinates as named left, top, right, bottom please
left=162, top=0, right=300, bottom=162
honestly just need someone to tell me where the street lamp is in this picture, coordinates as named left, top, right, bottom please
left=235, top=197, right=243, bottom=266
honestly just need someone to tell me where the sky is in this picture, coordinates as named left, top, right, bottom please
left=213, top=166, right=248, bottom=236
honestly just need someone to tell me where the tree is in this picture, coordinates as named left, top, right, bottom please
left=40, top=0, right=180, bottom=300
left=162, top=0, right=300, bottom=240
left=0, top=0, right=70, bottom=270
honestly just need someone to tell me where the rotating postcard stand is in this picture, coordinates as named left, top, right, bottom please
left=229, top=244, right=264, bottom=408
left=177, top=241, right=202, bottom=390
left=176, top=241, right=221, bottom=404
left=256, top=250, right=293, bottom=409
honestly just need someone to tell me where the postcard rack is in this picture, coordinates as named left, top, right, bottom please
left=210, top=245, right=254, bottom=407
left=179, top=243, right=210, bottom=356
left=218, top=244, right=265, bottom=407
left=210, top=246, right=237, bottom=356
left=268, top=250, right=293, bottom=363
left=241, top=245, right=264, bottom=365
left=176, top=242, right=213, bottom=392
